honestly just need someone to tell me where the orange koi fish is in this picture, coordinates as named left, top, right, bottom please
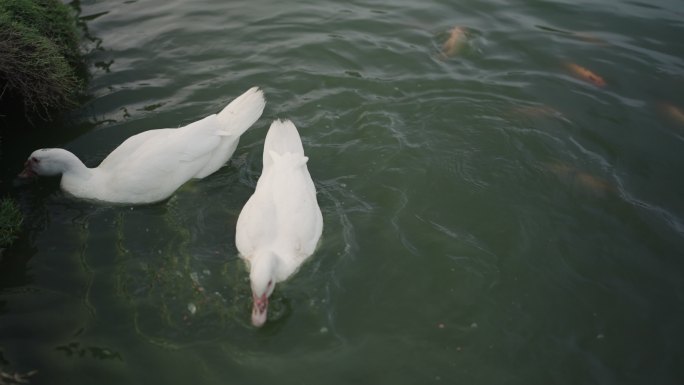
left=575, top=173, right=614, bottom=194
left=565, top=62, right=606, bottom=87
left=662, top=103, right=684, bottom=125
left=546, top=162, right=615, bottom=195
left=573, top=32, right=608, bottom=46
left=441, top=26, right=466, bottom=58
left=513, top=105, right=562, bottom=118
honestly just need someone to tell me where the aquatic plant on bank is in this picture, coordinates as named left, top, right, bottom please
left=0, top=0, right=85, bottom=123
left=0, top=197, right=22, bottom=253
left=0, top=197, right=22, bottom=249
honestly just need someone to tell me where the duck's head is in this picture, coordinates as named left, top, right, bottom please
left=19, top=148, right=74, bottom=178
left=249, top=253, right=277, bottom=327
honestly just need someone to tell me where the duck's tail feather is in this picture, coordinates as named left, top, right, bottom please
left=216, top=87, right=266, bottom=136
left=263, top=119, right=305, bottom=169
left=191, top=87, right=264, bottom=179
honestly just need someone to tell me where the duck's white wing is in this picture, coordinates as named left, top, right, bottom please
left=236, top=154, right=322, bottom=278
left=271, top=161, right=323, bottom=261
left=98, top=115, right=225, bottom=200
left=99, top=115, right=221, bottom=169
left=235, top=183, right=278, bottom=262
left=97, top=128, right=169, bottom=171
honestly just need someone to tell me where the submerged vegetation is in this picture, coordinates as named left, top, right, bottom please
left=0, top=0, right=85, bottom=123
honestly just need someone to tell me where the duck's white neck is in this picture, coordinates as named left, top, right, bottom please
left=250, top=251, right=279, bottom=297
left=53, top=149, right=90, bottom=173
left=47, top=149, right=95, bottom=196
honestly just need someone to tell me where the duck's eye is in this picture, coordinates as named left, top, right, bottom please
left=267, top=280, right=272, bottom=288
left=31, top=157, right=40, bottom=163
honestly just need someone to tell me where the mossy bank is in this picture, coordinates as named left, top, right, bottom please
left=0, top=0, right=86, bottom=124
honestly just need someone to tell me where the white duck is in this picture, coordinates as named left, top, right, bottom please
left=18, top=87, right=266, bottom=204
left=235, top=119, right=323, bottom=327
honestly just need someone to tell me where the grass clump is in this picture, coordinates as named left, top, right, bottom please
left=0, top=0, right=85, bottom=122
left=0, top=198, right=22, bottom=252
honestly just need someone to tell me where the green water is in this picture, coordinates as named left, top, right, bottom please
left=2, top=0, right=684, bottom=384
